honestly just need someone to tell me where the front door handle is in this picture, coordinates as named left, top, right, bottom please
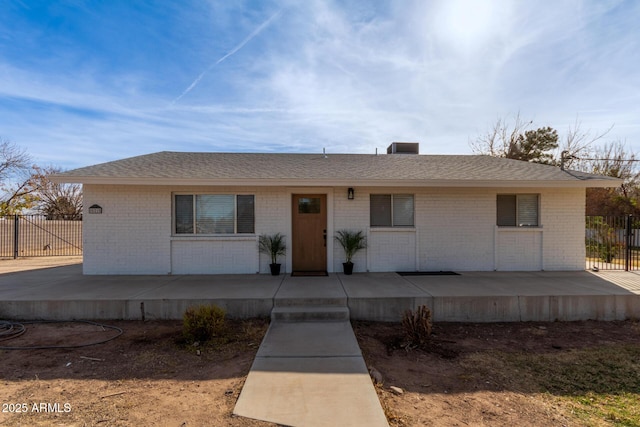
left=323, top=229, right=327, bottom=247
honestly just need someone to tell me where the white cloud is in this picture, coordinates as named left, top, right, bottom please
left=172, top=9, right=283, bottom=104
left=0, top=0, right=639, bottom=169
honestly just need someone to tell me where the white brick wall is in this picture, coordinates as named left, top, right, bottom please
left=416, top=188, right=495, bottom=271
left=83, top=185, right=171, bottom=274
left=332, top=186, right=586, bottom=272
left=496, top=229, right=542, bottom=270
left=83, top=184, right=587, bottom=274
left=540, top=188, right=586, bottom=270
left=171, top=237, right=258, bottom=274
left=332, top=187, right=368, bottom=272
left=367, top=229, right=416, bottom=271
left=255, top=189, right=290, bottom=273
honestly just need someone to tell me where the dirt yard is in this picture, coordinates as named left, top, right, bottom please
left=0, top=319, right=274, bottom=426
left=1, top=318, right=639, bottom=426
left=355, top=320, right=640, bottom=427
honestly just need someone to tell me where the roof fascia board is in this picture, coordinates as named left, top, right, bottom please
left=51, top=176, right=622, bottom=188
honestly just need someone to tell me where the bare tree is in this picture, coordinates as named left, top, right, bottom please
left=31, top=166, right=83, bottom=220
left=470, top=113, right=558, bottom=164
left=470, top=113, right=533, bottom=157
left=585, top=140, right=639, bottom=216
left=0, top=138, right=30, bottom=180
left=556, top=118, right=613, bottom=170
left=471, top=114, right=614, bottom=168
left=470, top=116, right=637, bottom=216
left=0, top=137, right=37, bottom=215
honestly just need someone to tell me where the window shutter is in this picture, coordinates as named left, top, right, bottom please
left=497, top=195, right=516, bottom=226
left=517, top=194, right=539, bottom=226
left=370, top=195, right=392, bottom=226
left=175, top=195, right=194, bottom=234
left=392, top=194, right=414, bottom=226
left=236, top=195, right=255, bottom=233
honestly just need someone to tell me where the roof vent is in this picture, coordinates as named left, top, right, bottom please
left=387, top=142, right=419, bottom=154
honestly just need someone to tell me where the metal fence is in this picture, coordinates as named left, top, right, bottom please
left=0, top=215, right=83, bottom=258
left=586, top=215, right=639, bottom=271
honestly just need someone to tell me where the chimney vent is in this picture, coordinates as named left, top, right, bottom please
left=387, top=142, right=419, bottom=154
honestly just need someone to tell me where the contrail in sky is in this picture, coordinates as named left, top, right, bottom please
left=172, top=10, right=283, bottom=104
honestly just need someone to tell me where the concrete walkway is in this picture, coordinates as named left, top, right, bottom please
left=234, top=275, right=388, bottom=426
left=234, top=321, right=389, bottom=427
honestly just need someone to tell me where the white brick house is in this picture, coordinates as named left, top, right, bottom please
left=52, top=143, right=620, bottom=275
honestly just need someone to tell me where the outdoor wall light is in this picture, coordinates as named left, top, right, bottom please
left=347, top=188, right=354, bottom=200
left=88, top=204, right=103, bottom=214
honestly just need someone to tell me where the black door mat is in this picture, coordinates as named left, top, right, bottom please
left=396, top=271, right=460, bottom=276
left=291, top=271, right=329, bottom=277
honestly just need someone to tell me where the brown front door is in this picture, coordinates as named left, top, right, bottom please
left=292, top=194, right=327, bottom=273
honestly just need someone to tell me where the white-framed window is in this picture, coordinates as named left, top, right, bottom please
left=174, top=194, right=255, bottom=234
left=370, top=194, right=414, bottom=227
left=496, top=194, right=539, bottom=227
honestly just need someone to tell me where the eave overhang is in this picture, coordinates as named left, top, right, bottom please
left=49, top=175, right=623, bottom=189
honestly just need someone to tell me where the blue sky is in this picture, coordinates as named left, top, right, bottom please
left=1, top=0, right=639, bottom=170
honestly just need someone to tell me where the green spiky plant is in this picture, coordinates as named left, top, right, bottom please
left=258, top=233, right=286, bottom=275
left=335, top=229, right=367, bottom=274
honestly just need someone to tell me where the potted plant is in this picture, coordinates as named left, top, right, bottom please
left=335, top=229, right=367, bottom=275
left=258, top=233, right=286, bottom=275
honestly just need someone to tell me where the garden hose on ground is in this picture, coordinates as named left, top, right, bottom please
left=0, top=320, right=123, bottom=350
left=0, top=320, right=26, bottom=341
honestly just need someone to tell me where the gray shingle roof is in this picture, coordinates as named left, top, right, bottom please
left=51, top=151, right=621, bottom=188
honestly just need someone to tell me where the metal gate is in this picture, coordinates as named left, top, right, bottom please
left=0, top=215, right=82, bottom=258
left=586, top=215, right=639, bottom=271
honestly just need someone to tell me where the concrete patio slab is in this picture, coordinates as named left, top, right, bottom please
left=404, top=271, right=638, bottom=296
left=591, top=271, right=640, bottom=292
left=135, top=274, right=284, bottom=299
left=0, top=263, right=639, bottom=322
left=277, top=274, right=346, bottom=298
left=1, top=269, right=176, bottom=300
left=339, top=272, right=426, bottom=297
left=0, top=264, right=85, bottom=295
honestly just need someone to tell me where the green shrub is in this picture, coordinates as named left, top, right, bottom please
left=182, top=304, right=227, bottom=343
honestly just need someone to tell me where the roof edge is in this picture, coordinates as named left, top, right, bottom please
left=49, top=175, right=623, bottom=188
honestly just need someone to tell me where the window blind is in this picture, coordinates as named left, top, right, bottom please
left=237, top=195, right=255, bottom=233
left=392, top=194, right=414, bottom=226
left=175, top=195, right=194, bottom=234
left=497, top=195, right=517, bottom=226
left=370, top=194, right=392, bottom=227
left=517, top=194, right=539, bottom=226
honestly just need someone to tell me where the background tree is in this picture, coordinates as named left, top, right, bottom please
left=470, top=115, right=638, bottom=216
left=0, top=137, right=38, bottom=215
left=31, top=166, right=83, bottom=219
left=507, top=126, right=558, bottom=164
left=557, top=118, right=612, bottom=170
left=470, top=113, right=534, bottom=158
left=470, top=114, right=610, bottom=165
left=585, top=141, right=639, bottom=216
left=470, top=114, right=558, bottom=163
